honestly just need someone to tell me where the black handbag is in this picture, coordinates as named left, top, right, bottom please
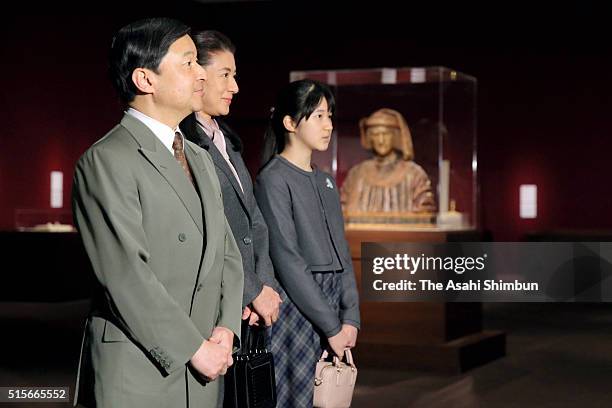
left=224, top=321, right=277, bottom=408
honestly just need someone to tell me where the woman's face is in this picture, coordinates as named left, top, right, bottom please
left=367, top=125, right=395, bottom=157
left=200, top=50, right=238, bottom=118
left=292, top=98, right=334, bottom=152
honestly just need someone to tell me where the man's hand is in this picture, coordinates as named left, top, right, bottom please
left=251, top=285, right=282, bottom=326
left=210, top=326, right=234, bottom=366
left=341, top=324, right=358, bottom=348
left=242, top=306, right=260, bottom=326
left=190, top=339, right=232, bottom=381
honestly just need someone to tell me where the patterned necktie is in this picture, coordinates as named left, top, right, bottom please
left=172, top=132, right=194, bottom=185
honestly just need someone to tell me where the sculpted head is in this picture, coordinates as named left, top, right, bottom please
left=359, top=108, right=414, bottom=160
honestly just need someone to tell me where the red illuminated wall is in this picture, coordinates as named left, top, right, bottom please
left=477, top=55, right=612, bottom=240
left=1, top=8, right=610, bottom=241
left=0, top=16, right=121, bottom=230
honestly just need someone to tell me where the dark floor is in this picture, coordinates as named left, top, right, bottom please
left=1, top=301, right=612, bottom=407
left=355, top=303, right=612, bottom=407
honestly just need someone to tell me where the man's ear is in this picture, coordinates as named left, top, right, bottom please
left=282, top=115, right=297, bottom=133
left=131, top=68, right=155, bottom=94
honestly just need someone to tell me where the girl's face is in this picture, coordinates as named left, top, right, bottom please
left=292, top=98, right=334, bottom=152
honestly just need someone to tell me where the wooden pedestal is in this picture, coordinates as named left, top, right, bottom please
left=346, top=227, right=506, bottom=373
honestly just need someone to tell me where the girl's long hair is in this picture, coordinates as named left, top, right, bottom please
left=261, top=79, right=335, bottom=167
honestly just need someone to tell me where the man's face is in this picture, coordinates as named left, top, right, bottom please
left=201, top=50, right=239, bottom=118
left=153, top=35, right=207, bottom=121
left=367, top=125, right=395, bottom=157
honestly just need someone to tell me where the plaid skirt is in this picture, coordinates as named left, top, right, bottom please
left=270, top=272, right=342, bottom=408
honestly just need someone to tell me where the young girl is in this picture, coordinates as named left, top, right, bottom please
left=254, top=79, right=360, bottom=407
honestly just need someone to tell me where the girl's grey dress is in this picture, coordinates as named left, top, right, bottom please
left=254, top=155, right=360, bottom=408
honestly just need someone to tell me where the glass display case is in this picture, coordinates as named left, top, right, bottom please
left=290, top=67, right=477, bottom=231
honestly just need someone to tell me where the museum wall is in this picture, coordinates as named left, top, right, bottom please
left=1, top=5, right=610, bottom=240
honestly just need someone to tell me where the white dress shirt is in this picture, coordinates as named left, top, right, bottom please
left=126, top=108, right=185, bottom=154
left=197, top=117, right=244, bottom=193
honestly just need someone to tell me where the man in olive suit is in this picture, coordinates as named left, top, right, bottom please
left=72, top=18, right=243, bottom=407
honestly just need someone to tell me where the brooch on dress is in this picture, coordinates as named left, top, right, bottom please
left=325, top=178, right=334, bottom=189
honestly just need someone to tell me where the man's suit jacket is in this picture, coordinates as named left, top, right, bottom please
left=72, top=114, right=244, bottom=408
left=181, top=118, right=276, bottom=306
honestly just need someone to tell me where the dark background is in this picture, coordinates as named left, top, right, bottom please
left=1, top=2, right=610, bottom=241
left=1, top=4, right=612, bottom=406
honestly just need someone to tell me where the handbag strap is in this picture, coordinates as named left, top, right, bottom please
left=344, top=349, right=354, bottom=366
left=240, top=320, right=253, bottom=353
left=319, top=349, right=355, bottom=366
left=319, top=349, right=339, bottom=365
left=239, top=323, right=268, bottom=354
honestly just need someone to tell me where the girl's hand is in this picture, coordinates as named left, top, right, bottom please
left=341, top=324, right=358, bottom=348
left=328, top=330, right=349, bottom=357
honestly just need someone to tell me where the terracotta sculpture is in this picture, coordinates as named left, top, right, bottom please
left=340, top=108, right=436, bottom=215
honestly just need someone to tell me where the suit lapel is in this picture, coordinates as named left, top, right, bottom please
left=226, top=147, right=251, bottom=191
left=184, top=143, right=211, bottom=241
left=225, top=146, right=254, bottom=220
left=185, top=141, right=218, bottom=284
left=120, top=114, right=204, bottom=236
left=196, top=125, right=247, bottom=205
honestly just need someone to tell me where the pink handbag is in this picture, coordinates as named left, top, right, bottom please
left=313, top=349, right=357, bottom=408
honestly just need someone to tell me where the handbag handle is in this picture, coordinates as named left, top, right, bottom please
left=318, top=349, right=354, bottom=366
left=344, top=349, right=354, bottom=366
left=319, top=350, right=340, bottom=365
left=239, top=322, right=268, bottom=354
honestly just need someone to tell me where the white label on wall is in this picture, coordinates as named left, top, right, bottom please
left=51, top=171, right=63, bottom=208
left=410, top=68, right=426, bottom=83
left=381, top=68, right=397, bottom=84
left=520, top=184, right=537, bottom=219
